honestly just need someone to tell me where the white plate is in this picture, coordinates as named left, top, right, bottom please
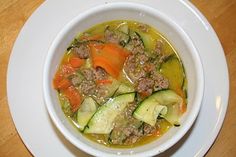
left=7, top=0, right=229, bottom=157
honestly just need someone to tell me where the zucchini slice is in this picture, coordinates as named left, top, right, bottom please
left=136, top=31, right=155, bottom=52
left=160, top=57, right=185, bottom=90
left=115, top=83, right=135, bottom=96
left=117, top=23, right=129, bottom=34
left=104, top=78, right=120, bottom=97
left=133, top=90, right=183, bottom=126
left=135, top=30, right=162, bottom=59
left=77, top=97, right=97, bottom=131
left=134, top=103, right=167, bottom=126
left=84, top=93, right=135, bottom=134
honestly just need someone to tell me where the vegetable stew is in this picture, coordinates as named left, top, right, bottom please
left=53, top=20, right=187, bottom=147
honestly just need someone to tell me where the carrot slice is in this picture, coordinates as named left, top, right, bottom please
left=53, top=72, right=63, bottom=89
left=93, top=57, right=120, bottom=78
left=57, top=79, right=71, bottom=90
left=89, top=43, right=104, bottom=57
left=89, top=43, right=130, bottom=78
left=102, top=43, right=130, bottom=59
left=53, top=71, right=71, bottom=90
left=92, top=43, right=104, bottom=50
left=60, top=64, right=75, bottom=76
left=63, top=86, right=81, bottom=112
left=69, top=57, right=84, bottom=68
left=53, top=63, right=75, bottom=89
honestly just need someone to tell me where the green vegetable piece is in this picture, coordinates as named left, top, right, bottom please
left=115, top=83, right=135, bottom=96
left=134, top=103, right=167, bottom=126
left=133, top=90, right=183, bottom=126
left=160, top=57, right=185, bottom=90
left=77, top=97, right=97, bottom=131
left=137, top=31, right=155, bottom=52
left=117, top=23, right=129, bottom=34
left=84, top=93, right=135, bottom=134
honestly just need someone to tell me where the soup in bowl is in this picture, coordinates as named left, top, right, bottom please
left=43, top=2, right=204, bottom=156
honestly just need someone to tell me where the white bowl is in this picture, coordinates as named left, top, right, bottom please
left=43, top=2, right=204, bottom=157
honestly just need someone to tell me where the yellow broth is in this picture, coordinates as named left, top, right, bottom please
left=84, top=119, right=171, bottom=148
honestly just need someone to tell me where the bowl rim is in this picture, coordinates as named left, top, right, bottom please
left=43, top=2, right=204, bottom=157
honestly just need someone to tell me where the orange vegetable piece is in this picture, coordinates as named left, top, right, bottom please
left=53, top=72, right=71, bottom=90
left=53, top=72, right=63, bottom=89
left=89, top=43, right=130, bottom=78
left=63, top=86, right=81, bottom=112
left=57, top=79, right=71, bottom=90
left=102, top=43, right=130, bottom=59
left=69, top=57, right=85, bottom=68
left=92, top=43, right=104, bottom=50
left=53, top=63, right=75, bottom=89
left=60, top=64, right=75, bottom=77
left=93, top=57, right=120, bottom=78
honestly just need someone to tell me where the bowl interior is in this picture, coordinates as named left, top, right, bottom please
left=43, top=2, right=204, bottom=156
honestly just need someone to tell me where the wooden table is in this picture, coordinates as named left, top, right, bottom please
left=0, top=0, right=235, bottom=156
